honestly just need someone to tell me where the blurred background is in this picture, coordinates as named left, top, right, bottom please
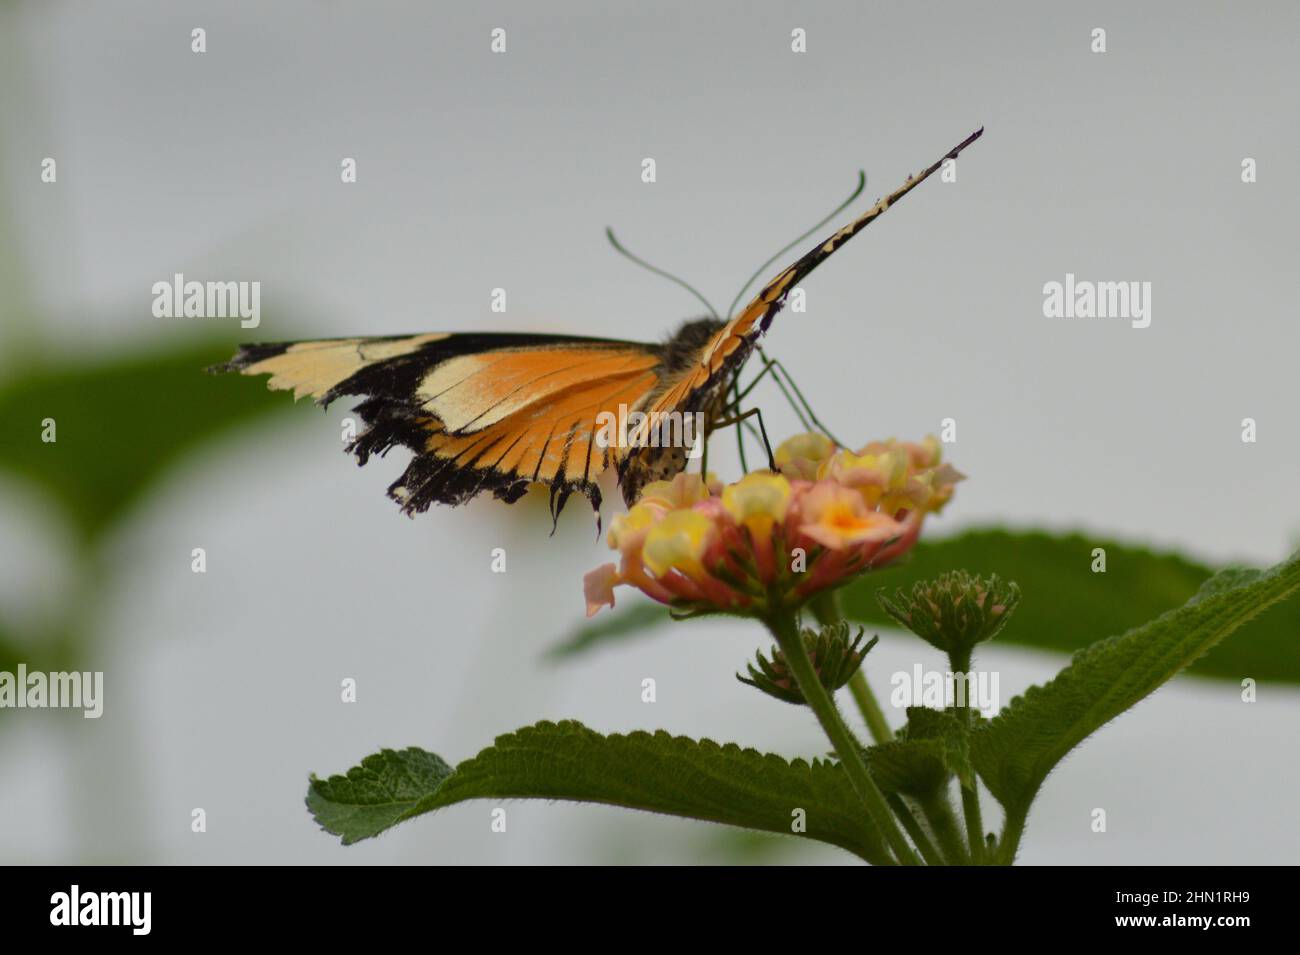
left=1, top=0, right=1298, bottom=864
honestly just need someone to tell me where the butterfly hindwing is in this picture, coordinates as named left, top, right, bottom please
left=214, top=333, right=665, bottom=521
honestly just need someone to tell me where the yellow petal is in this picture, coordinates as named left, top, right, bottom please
left=642, top=509, right=715, bottom=577
left=722, top=471, right=792, bottom=526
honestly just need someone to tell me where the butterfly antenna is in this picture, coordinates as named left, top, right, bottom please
left=605, top=227, right=721, bottom=322
left=725, top=169, right=867, bottom=321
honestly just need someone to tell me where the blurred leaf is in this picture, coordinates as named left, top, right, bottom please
left=0, top=622, right=24, bottom=677
left=308, top=720, right=891, bottom=863
left=693, top=827, right=808, bottom=864
left=0, top=340, right=292, bottom=541
left=545, top=600, right=667, bottom=660
left=552, top=528, right=1300, bottom=683
left=971, top=549, right=1300, bottom=820
left=0, top=618, right=63, bottom=729
left=846, top=529, right=1300, bottom=683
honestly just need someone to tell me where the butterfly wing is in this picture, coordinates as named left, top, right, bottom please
left=633, top=128, right=985, bottom=438
left=214, top=332, right=664, bottom=521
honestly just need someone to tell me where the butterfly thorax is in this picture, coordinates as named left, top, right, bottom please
left=657, top=316, right=728, bottom=375
left=616, top=316, right=752, bottom=506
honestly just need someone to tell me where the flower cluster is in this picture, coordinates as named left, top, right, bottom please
left=583, top=433, right=963, bottom=618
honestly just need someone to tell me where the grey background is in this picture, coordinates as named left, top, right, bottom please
left=1, top=1, right=1297, bottom=863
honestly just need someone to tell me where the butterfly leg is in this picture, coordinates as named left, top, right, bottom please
left=756, top=357, right=812, bottom=433
left=729, top=379, right=747, bottom=474
left=711, top=406, right=776, bottom=472
left=717, top=375, right=770, bottom=474
left=730, top=357, right=776, bottom=405
left=700, top=419, right=710, bottom=476
left=699, top=393, right=759, bottom=476
left=729, top=353, right=831, bottom=443
left=755, top=346, right=846, bottom=448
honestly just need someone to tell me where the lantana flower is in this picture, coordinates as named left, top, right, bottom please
left=583, top=433, right=963, bottom=618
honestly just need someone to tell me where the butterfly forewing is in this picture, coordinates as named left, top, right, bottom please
left=636, top=128, right=985, bottom=432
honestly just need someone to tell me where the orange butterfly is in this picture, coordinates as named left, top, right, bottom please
left=213, top=129, right=982, bottom=524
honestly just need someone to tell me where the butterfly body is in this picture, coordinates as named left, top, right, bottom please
left=214, top=128, right=983, bottom=527
left=617, top=315, right=737, bottom=503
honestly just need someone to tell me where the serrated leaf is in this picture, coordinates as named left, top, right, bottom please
left=899, top=707, right=975, bottom=790
left=306, top=747, right=455, bottom=844
left=553, top=528, right=1300, bottom=683
left=865, top=738, right=950, bottom=798
left=971, top=549, right=1300, bottom=817
left=865, top=707, right=973, bottom=797
left=307, top=720, right=891, bottom=862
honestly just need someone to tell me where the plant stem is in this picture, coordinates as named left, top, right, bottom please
left=995, top=804, right=1028, bottom=865
left=848, top=672, right=894, bottom=743
left=807, top=589, right=843, bottom=627
left=960, top=785, right=985, bottom=864
left=809, top=591, right=895, bottom=743
left=918, top=791, right=970, bottom=865
left=950, top=649, right=985, bottom=863
left=766, top=610, right=921, bottom=866
left=886, top=794, right=943, bottom=866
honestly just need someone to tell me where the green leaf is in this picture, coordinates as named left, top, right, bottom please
left=552, top=528, right=1300, bottom=683
left=865, top=707, right=973, bottom=798
left=0, top=339, right=292, bottom=541
left=865, top=738, right=950, bottom=799
left=971, top=549, right=1300, bottom=818
left=900, top=706, right=976, bottom=790
left=847, top=529, right=1300, bottom=683
left=305, top=747, right=455, bottom=844
left=307, top=720, right=891, bottom=862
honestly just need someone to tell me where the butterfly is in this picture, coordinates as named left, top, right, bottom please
left=213, top=128, right=982, bottom=527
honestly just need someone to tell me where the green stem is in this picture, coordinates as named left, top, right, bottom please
left=950, top=649, right=985, bottom=863
left=848, top=671, right=894, bottom=744
left=918, top=792, right=970, bottom=865
left=960, top=785, right=985, bottom=864
left=808, top=590, right=843, bottom=628
left=766, top=610, right=920, bottom=866
left=886, top=794, right=943, bottom=866
left=995, top=804, right=1028, bottom=865
left=809, top=591, right=895, bottom=743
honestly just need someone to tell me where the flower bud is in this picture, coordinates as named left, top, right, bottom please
left=738, top=622, right=877, bottom=705
left=876, top=570, right=1021, bottom=657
